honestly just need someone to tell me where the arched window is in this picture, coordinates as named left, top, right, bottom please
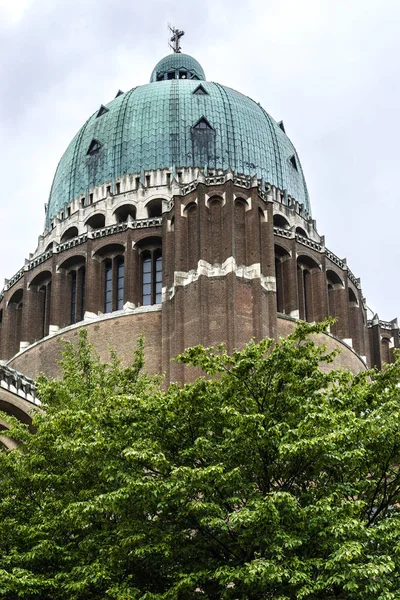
left=297, top=255, right=320, bottom=322
left=104, top=256, right=125, bottom=313
left=60, top=227, right=79, bottom=243
left=80, top=267, right=86, bottom=318
left=104, top=259, right=113, bottom=313
left=58, top=256, right=86, bottom=326
left=146, top=199, right=163, bottom=218
left=85, top=213, right=105, bottom=230
left=38, top=283, right=51, bottom=338
left=6, top=289, right=24, bottom=357
left=71, top=271, right=77, bottom=324
left=155, top=251, right=162, bottom=303
left=68, top=266, right=86, bottom=325
left=273, top=214, right=290, bottom=229
left=295, top=226, right=308, bottom=238
left=274, top=245, right=291, bottom=313
left=114, top=204, right=136, bottom=223
left=29, top=271, right=52, bottom=339
left=116, top=257, right=124, bottom=310
left=142, top=249, right=162, bottom=305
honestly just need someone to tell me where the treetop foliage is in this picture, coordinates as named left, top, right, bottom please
left=1, top=322, right=400, bottom=599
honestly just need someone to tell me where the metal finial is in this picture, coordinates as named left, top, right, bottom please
left=168, top=24, right=185, bottom=53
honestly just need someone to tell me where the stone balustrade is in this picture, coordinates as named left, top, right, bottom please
left=0, top=364, right=37, bottom=404
left=0, top=217, right=163, bottom=299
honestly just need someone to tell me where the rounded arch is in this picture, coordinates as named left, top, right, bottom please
left=135, top=235, right=162, bottom=252
left=274, top=244, right=291, bottom=314
left=381, top=336, right=391, bottom=365
left=348, top=287, right=359, bottom=307
left=0, top=390, right=34, bottom=427
left=28, top=271, right=52, bottom=340
left=114, top=204, right=136, bottom=223
left=60, top=226, right=79, bottom=243
left=274, top=214, right=290, bottom=229
left=206, top=195, right=223, bottom=209
left=5, top=288, right=24, bottom=356
left=326, top=269, right=344, bottom=289
left=295, top=226, right=308, bottom=238
left=7, top=288, right=23, bottom=306
left=29, top=270, right=52, bottom=290
left=184, top=201, right=198, bottom=214
left=258, top=206, right=267, bottom=222
left=45, top=241, right=54, bottom=252
left=85, top=213, right=105, bottom=229
left=235, top=197, right=249, bottom=207
left=58, top=254, right=86, bottom=271
left=275, top=244, right=291, bottom=262
left=145, top=198, right=163, bottom=218
left=93, top=243, right=126, bottom=259
left=297, top=254, right=320, bottom=271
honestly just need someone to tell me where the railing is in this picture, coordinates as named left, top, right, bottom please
left=91, top=224, right=127, bottom=239
left=5, top=267, right=25, bottom=289
left=347, top=268, right=360, bottom=288
left=233, top=176, right=251, bottom=188
left=295, top=234, right=322, bottom=252
left=0, top=217, right=164, bottom=300
left=206, top=175, right=226, bottom=186
left=27, top=248, right=54, bottom=269
left=325, top=249, right=346, bottom=270
left=373, top=319, right=398, bottom=330
left=130, top=217, right=162, bottom=229
left=0, top=364, right=37, bottom=404
left=181, top=182, right=197, bottom=195
left=56, top=233, right=88, bottom=252
left=274, top=226, right=293, bottom=239
left=273, top=229, right=363, bottom=290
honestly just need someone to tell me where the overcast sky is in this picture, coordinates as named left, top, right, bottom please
left=0, top=0, right=399, bottom=319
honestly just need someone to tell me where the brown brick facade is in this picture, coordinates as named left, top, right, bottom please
left=0, top=178, right=396, bottom=381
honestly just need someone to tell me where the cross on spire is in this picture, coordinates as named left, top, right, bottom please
left=168, top=25, right=185, bottom=53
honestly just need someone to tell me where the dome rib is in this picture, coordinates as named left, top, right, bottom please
left=46, top=65, right=311, bottom=227
left=214, top=83, right=237, bottom=171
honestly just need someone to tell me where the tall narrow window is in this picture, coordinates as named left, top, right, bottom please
left=40, top=284, right=51, bottom=338
left=155, top=251, right=162, bottom=303
left=116, top=257, right=125, bottom=310
left=80, top=268, right=86, bottom=318
left=141, top=249, right=162, bottom=305
left=303, top=270, right=309, bottom=322
left=104, top=260, right=112, bottom=313
left=142, top=253, right=152, bottom=306
left=71, top=271, right=77, bottom=324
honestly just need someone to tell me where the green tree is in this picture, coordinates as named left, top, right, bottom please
left=1, top=322, right=400, bottom=599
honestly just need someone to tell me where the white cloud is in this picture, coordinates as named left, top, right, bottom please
left=0, top=0, right=399, bottom=319
left=0, top=0, right=33, bottom=24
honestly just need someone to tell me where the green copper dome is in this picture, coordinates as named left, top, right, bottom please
left=150, top=53, right=205, bottom=82
left=47, top=54, right=310, bottom=226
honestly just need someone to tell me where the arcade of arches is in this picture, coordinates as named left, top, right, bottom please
left=0, top=181, right=397, bottom=383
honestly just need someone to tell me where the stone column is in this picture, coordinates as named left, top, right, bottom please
left=282, top=240, right=299, bottom=319
left=124, top=230, right=137, bottom=307
left=328, top=286, right=350, bottom=340
left=50, top=270, right=70, bottom=330
left=85, top=240, right=102, bottom=316
left=21, top=287, right=45, bottom=343
left=309, top=266, right=329, bottom=323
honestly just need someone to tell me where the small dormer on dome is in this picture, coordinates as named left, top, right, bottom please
left=150, top=53, right=206, bottom=82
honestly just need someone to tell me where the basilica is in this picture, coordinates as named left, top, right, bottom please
left=0, top=35, right=398, bottom=443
